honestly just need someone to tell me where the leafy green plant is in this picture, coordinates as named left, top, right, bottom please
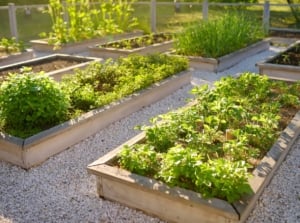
left=61, top=54, right=188, bottom=113
left=41, top=0, right=138, bottom=47
left=194, top=159, right=252, bottom=203
left=118, top=72, right=300, bottom=203
left=119, top=144, right=161, bottom=176
left=0, top=68, right=70, bottom=138
left=0, top=54, right=187, bottom=138
left=0, top=37, right=25, bottom=55
left=174, top=13, right=265, bottom=57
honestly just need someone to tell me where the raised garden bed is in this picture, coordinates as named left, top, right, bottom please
left=171, top=40, right=269, bottom=72
left=0, top=49, right=34, bottom=67
left=87, top=74, right=300, bottom=223
left=0, top=54, right=101, bottom=81
left=89, top=33, right=173, bottom=59
left=30, top=31, right=143, bottom=54
left=257, top=41, right=300, bottom=82
left=0, top=65, right=191, bottom=169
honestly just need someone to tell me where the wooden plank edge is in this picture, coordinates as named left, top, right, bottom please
left=88, top=164, right=239, bottom=221
left=233, top=110, right=300, bottom=222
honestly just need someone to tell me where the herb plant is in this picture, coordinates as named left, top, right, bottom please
left=0, top=68, right=70, bottom=138
left=118, top=73, right=300, bottom=203
left=174, top=13, right=265, bottom=58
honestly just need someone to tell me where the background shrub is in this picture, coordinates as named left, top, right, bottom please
left=0, top=69, right=70, bottom=138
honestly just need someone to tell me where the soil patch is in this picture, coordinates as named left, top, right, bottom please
left=0, top=58, right=83, bottom=78
left=269, top=30, right=300, bottom=39
left=100, top=33, right=172, bottom=49
left=269, top=42, right=300, bottom=66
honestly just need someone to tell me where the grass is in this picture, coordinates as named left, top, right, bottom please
left=0, top=1, right=298, bottom=43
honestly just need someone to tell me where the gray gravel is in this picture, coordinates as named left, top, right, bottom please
left=1, top=45, right=300, bottom=223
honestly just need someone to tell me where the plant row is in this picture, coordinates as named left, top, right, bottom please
left=98, top=12, right=264, bottom=58
left=174, top=13, right=265, bottom=58
left=118, top=73, right=300, bottom=203
left=2, top=11, right=264, bottom=59
left=99, top=33, right=173, bottom=50
left=0, top=54, right=188, bottom=138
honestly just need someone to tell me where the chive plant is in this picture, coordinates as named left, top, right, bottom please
left=174, top=13, right=265, bottom=58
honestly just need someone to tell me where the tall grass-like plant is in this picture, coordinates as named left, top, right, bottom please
left=174, top=13, right=265, bottom=58
left=42, top=0, right=138, bottom=47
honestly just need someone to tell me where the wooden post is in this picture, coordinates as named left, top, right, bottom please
left=202, top=0, right=208, bottom=20
left=150, top=0, right=157, bottom=33
left=263, top=0, right=270, bottom=33
left=174, top=0, right=180, bottom=13
left=8, top=3, right=18, bottom=40
left=62, top=1, right=69, bottom=25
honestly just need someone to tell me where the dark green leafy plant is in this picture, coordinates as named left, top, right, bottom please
left=0, top=68, right=70, bottom=138
left=118, top=72, right=300, bottom=203
left=174, top=13, right=265, bottom=57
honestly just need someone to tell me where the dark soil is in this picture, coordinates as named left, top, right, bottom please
left=0, top=58, right=82, bottom=78
left=269, top=43, right=300, bottom=66
left=269, top=30, right=300, bottom=39
left=100, top=33, right=173, bottom=49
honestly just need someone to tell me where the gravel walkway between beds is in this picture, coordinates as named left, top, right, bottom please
left=1, top=45, right=299, bottom=223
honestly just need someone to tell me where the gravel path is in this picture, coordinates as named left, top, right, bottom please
left=1, top=45, right=299, bottom=223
